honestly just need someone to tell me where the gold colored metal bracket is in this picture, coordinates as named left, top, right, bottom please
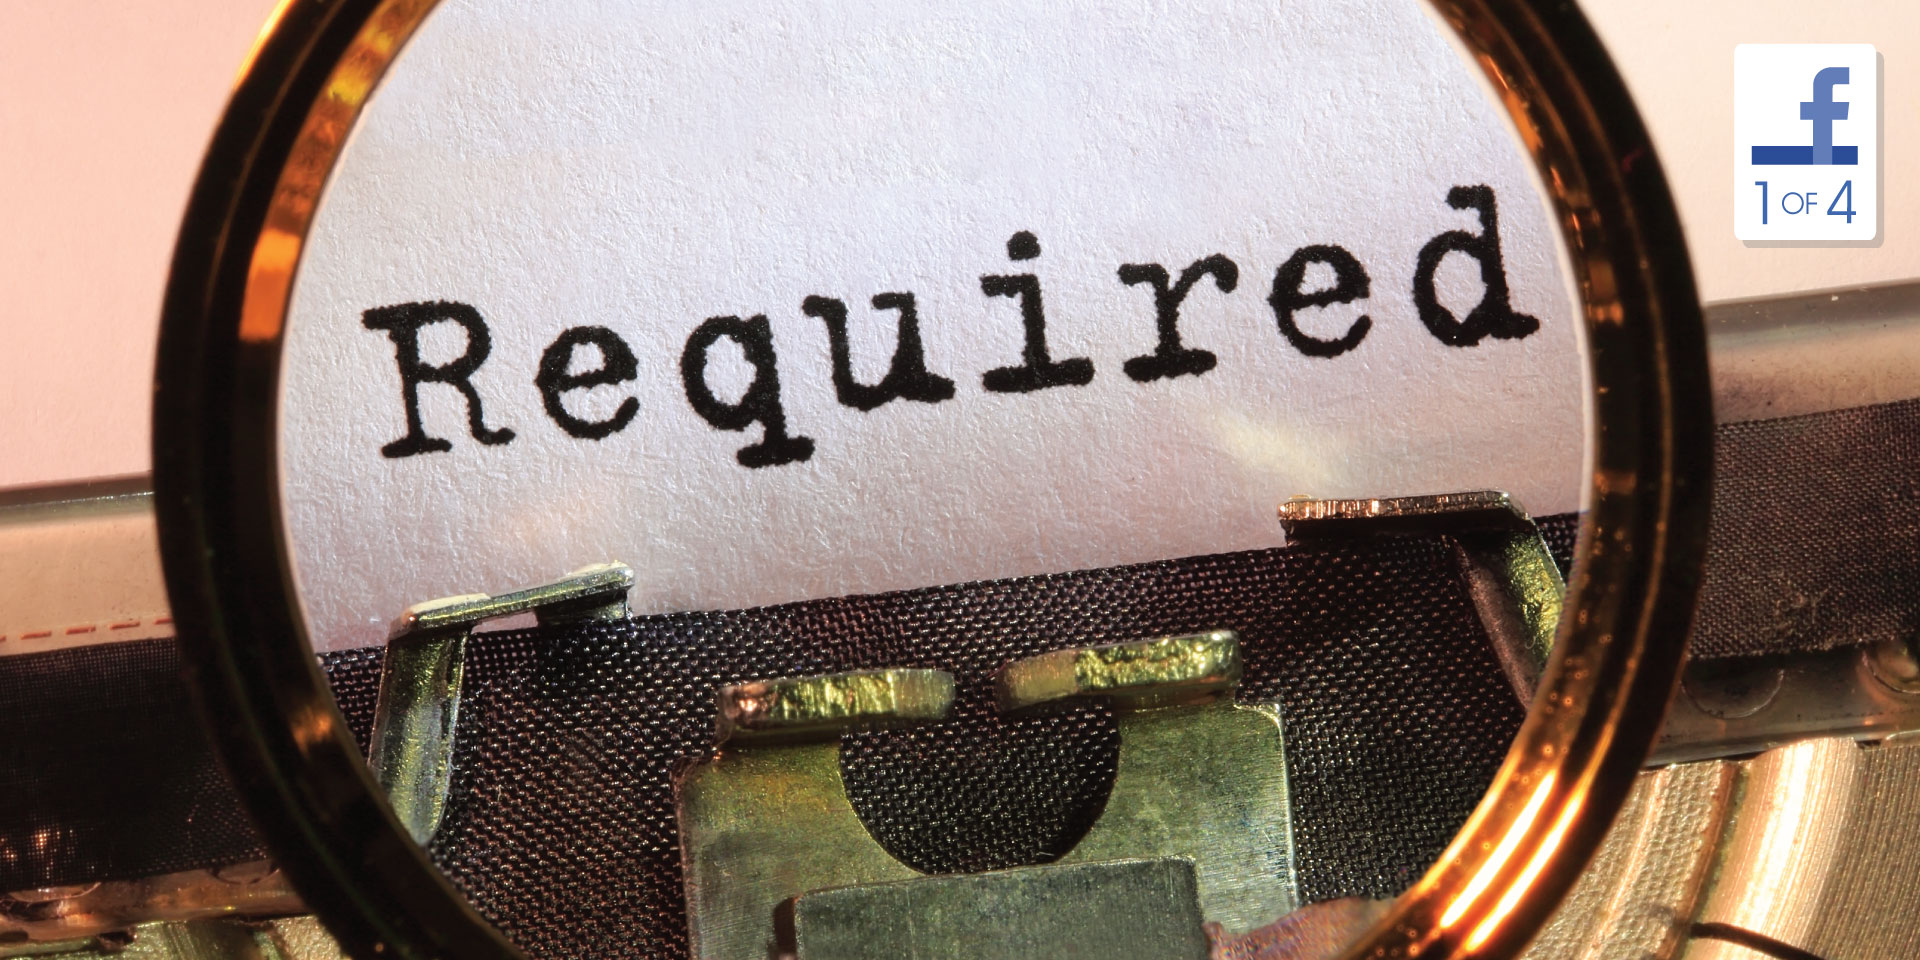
left=679, top=632, right=1296, bottom=960
left=716, top=669, right=956, bottom=746
left=1279, top=492, right=1564, bottom=704
left=678, top=668, right=956, bottom=960
left=367, top=562, right=634, bottom=844
left=995, top=630, right=1241, bottom=713
left=780, top=858, right=1209, bottom=960
left=996, top=632, right=1297, bottom=934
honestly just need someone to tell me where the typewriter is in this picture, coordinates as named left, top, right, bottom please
left=3, top=2, right=1914, bottom=959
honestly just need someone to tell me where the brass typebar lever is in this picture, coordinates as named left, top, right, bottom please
left=1278, top=491, right=1563, bottom=705
left=368, top=562, right=635, bottom=844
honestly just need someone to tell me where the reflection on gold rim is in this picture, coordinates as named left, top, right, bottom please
left=1339, top=1, right=1705, bottom=956
left=240, top=0, right=435, bottom=345
left=223, top=2, right=1706, bottom=958
left=234, top=0, right=298, bottom=85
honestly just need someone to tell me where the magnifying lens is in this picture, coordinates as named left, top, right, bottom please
left=151, top=1, right=1710, bottom=958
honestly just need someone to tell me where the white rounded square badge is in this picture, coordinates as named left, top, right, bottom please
left=1735, top=44, right=1879, bottom=243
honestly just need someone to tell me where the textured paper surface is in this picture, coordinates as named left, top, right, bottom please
left=280, top=0, right=1585, bottom=652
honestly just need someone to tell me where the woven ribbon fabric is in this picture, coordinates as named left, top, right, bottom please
left=1693, top=396, right=1920, bottom=659
left=0, top=640, right=263, bottom=887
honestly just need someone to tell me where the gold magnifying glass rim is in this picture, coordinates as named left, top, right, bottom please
left=152, top=0, right=1711, bottom=957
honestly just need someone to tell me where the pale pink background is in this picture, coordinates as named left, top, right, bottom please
left=0, top=1, right=282, bottom=488
left=2, top=0, right=1916, bottom=490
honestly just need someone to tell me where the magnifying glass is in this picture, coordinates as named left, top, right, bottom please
left=151, top=1, right=1710, bottom=958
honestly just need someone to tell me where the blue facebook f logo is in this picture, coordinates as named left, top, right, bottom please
left=1753, top=66, right=1858, bottom=165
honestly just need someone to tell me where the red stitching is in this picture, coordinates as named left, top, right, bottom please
left=6, top=617, right=174, bottom=643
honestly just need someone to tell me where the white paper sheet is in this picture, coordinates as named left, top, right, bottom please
left=279, top=0, right=1586, bottom=652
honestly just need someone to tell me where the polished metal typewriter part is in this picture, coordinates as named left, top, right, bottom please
left=1657, top=642, right=1920, bottom=766
left=1521, top=733, right=1920, bottom=960
left=370, top=562, right=635, bottom=844
left=676, top=631, right=1294, bottom=960
left=1277, top=491, right=1564, bottom=705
